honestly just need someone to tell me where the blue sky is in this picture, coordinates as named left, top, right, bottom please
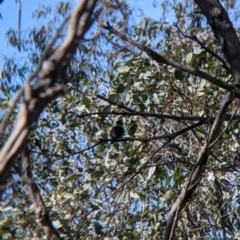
left=0, top=0, right=160, bottom=43
left=0, top=0, right=67, bottom=54
left=0, top=0, right=161, bottom=68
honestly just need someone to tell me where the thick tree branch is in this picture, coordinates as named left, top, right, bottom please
left=0, top=0, right=97, bottom=191
left=194, top=0, right=240, bottom=89
left=0, top=15, right=70, bottom=134
left=164, top=92, right=234, bottom=240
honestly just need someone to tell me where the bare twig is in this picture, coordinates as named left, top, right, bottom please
left=97, top=94, right=135, bottom=112
left=43, top=121, right=205, bottom=162
left=174, top=22, right=231, bottom=73
left=117, top=121, right=205, bottom=197
left=114, top=0, right=129, bottom=34
left=52, top=139, right=106, bottom=162
left=17, top=0, right=21, bottom=43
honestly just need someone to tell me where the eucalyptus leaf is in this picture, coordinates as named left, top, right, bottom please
left=117, top=65, right=130, bottom=73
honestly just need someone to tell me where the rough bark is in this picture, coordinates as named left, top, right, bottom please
left=195, top=0, right=240, bottom=88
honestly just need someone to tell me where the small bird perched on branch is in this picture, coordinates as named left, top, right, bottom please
left=110, top=120, right=124, bottom=143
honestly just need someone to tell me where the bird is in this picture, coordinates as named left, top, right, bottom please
left=110, top=120, right=124, bottom=143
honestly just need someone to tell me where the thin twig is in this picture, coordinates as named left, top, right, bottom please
left=174, top=23, right=231, bottom=73
left=97, top=94, right=135, bottom=112
left=77, top=109, right=240, bottom=122
left=17, top=0, right=21, bottom=43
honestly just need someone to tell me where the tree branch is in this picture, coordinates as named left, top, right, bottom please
left=21, top=147, right=63, bottom=239
left=164, top=92, right=234, bottom=240
left=0, top=14, right=70, bottom=134
left=17, top=0, right=21, bottom=43
left=0, top=0, right=97, bottom=191
left=194, top=0, right=240, bottom=89
left=96, top=94, right=135, bottom=112
left=99, top=22, right=235, bottom=94
left=174, top=22, right=231, bottom=73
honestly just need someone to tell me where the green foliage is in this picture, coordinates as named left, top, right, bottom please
left=1, top=0, right=240, bottom=239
